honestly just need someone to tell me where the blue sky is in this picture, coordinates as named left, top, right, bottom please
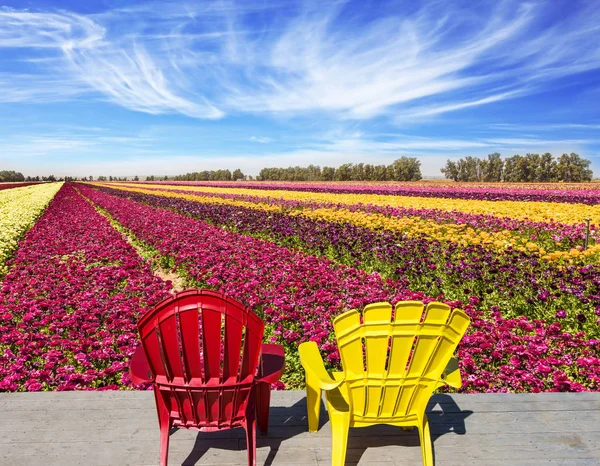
left=1, top=0, right=599, bottom=177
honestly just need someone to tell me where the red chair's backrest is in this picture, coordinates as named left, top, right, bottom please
left=137, top=289, right=265, bottom=429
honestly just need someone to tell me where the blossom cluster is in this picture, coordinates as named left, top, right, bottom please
left=79, top=184, right=600, bottom=392
left=0, top=183, right=62, bottom=276
left=0, top=185, right=172, bottom=391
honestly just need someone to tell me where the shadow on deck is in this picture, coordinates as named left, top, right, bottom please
left=0, top=391, right=598, bottom=466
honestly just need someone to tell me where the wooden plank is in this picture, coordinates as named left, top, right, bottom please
left=1, top=391, right=599, bottom=465
left=3, top=391, right=600, bottom=412
left=2, top=409, right=598, bottom=437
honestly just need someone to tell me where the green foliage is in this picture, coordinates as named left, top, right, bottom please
left=174, top=169, right=233, bottom=181
left=0, top=170, right=25, bottom=182
left=232, top=168, right=245, bottom=180
left=556, top=153, right=593, bottom=182
left=442, top=152, right=593, bottom=182
left=256, top=158, right=422, bottom=181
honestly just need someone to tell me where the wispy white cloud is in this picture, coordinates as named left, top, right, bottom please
left=1, top=1, right=600, bottom=121
left=485, top=138, right=594, bottom=146
left=249, top=136, right=273, bottom=143
left=395, top=90, right=525, bottom=120
left=1, top=125, right=596, bottom=177
left=0, top=136, right=97, bottom=157
left=0, top=131, right=159, bottom=158
left=489, top=123, right=600, bottom=131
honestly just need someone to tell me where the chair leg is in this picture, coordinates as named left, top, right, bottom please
left=329, top=410, right=351, bottom=466
left=244, top=414, right=257, bottom=466
left=418, top=414, right=434, bottom=466
left=305, top=375, right=322, bottom=432
left=256, top=382, right=271, bottom=433
left=155, top=392, right=172, bottom=466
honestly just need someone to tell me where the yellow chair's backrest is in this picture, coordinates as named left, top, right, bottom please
left=333, top=301, right=470, bottom=423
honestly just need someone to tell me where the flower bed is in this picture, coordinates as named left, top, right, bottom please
left=90, top=184, right=600, bottom=339
left=0, top=182, right=62, bottom=276
left=100, top=182, right=596, bottom=255
left=0, top=185, right=172, bottom=391
left=123, top=181, right=600, bottom=226
left=141, top=180, right=600, bottom=205
left=80, top=184, right=600, bottom=392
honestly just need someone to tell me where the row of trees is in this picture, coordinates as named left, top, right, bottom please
left=173, top=169, right=245, bottom=181
left=257, top=157, right=423, bottom=181
left=1, top=172, right=77, bottom=182
left=2, top=152, right=594, bottom=184
left=441, top=153, right=593, bottom=182
left=96, top=176, right=137, bottom=181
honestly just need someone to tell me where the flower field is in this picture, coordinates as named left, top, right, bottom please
left=1, top=181, right=599, bottom=392
left=0, top=185, right=171, bottom=391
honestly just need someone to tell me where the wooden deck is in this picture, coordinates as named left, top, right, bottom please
left=1, top=391, right=599, bottom=465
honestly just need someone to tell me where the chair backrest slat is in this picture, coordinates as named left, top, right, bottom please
left=223, top=304, right=245, bottom=382
left=178, top=305, right=203, bottom=381
left=159, top=313, right=184, bottom=380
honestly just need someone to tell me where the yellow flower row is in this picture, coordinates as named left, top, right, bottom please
left=95, top=183, right=599, bottom=262
left=107, top=182, right=600, bottom=226
left=0, top=183, right=63, bottom=276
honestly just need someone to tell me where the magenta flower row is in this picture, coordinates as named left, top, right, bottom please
left=0, top=185, right=172, bottom=392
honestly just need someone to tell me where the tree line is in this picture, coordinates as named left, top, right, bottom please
left=1, top=172, right=65, bottom=182
left=441, top=153, right=593, bottom=182
left=96, top=176, right=136, bottom=181
left=2, top=152, right=594, bottom=184
left=172, top=168, right=246, bottom=181
left=257, top=157, right=423, bottom=181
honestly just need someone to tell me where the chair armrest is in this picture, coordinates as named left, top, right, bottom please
left=256, top=343, right=285, bottom=384
left=299, top=341, right=344, bottom=391
left=437, top=357, right=462, bottom=389
left=129, top=346, right=154, bottom=385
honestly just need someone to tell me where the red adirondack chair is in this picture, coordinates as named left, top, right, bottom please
left=129, top=289, right=285, bottom=466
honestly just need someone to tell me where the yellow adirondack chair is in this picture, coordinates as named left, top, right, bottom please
left=299, top=301, right=470, bottom=466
